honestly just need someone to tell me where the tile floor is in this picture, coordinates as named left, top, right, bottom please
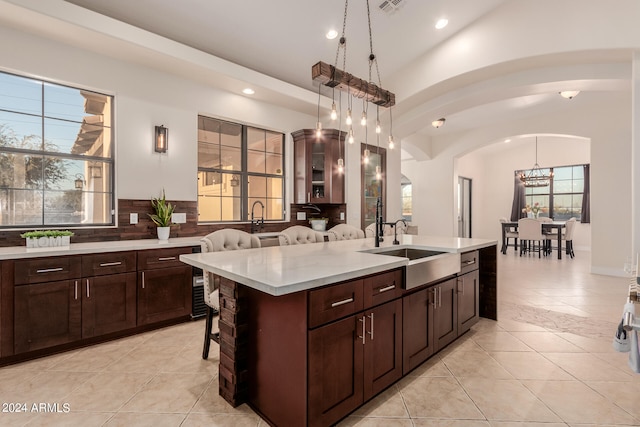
left=0, top=249, right=638, bottom=426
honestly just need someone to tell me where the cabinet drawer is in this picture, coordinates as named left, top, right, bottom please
left=14, top=256, right=81, bottom=285
left=137, top=247, right=192, bottom=270
left=82, top=251, right=136, bottom=277
left=363, top=269, right=403, bottom=309
left=460, top=250, right=479, bottom=274
left=308, top=280, right=363, bottom=329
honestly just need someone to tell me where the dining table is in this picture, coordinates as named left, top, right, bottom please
left=501, top=220, right=567, bottom=259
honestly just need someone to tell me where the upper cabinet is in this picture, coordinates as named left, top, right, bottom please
left=292, top=129, right=345, bottom=204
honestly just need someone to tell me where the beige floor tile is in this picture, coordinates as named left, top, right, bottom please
left=412, top=421, right=490, bottom=427
left=0, top=410, right=40, bottom=426
left=542, top=352, right=634, bottom=382
left=404, top=355, right=452, bottom=377
left=398, top=376, right=484, bottom=419
left=338, top=417, right=414, bottom=427
left=523, top=379, right=639, bottom=425
left=459, top=378, right=561, bottom=422
left=489, top=422, right=568, bottom=427
left=488, top=351, right=574, bottom=380
left=8, top=370, right=95, bottom=403
left=182, top=413, right=263, bottom=427
left=191, top=379, right=256, bottom=415
left=471, top=331, right=532, bottom=352
left=47, top=344, right=129, bottom=372
left=102, top=346, right=183, bottom=374
left=64, top=372, right=153, bottom=412
left=495, top=318, right=548, bottom=332
left=24, top=411, right=114, bottom=427
left=103, top=412, right=187, bottom=426
left=351, top=385, right=408, bottom=418
left=509, top=331, right=584, bottom=353
left=586, top=380, right=640, bottom=419
left=119, top=373, right=210, bottom=413
left=441, top=348, right=514, bottom=379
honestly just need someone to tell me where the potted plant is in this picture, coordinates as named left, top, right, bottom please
left=148, top=190, right=175, bottom=241
left=21, top=230, right=74, bottom=249
left=309, top=217, right=328, bottom=231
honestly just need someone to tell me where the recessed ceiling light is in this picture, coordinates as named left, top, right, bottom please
left=242, top=88, right=255, bottom=95
left=432, top=118, right=446, bottom=128
left=326, top=29, right=338, bottom=40
left=504, top=139, right=511, bottom=143
left=559, top=90, right=580, bottom=99
left=435, top=18, right=448, bottom=29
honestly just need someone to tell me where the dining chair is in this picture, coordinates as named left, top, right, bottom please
left=200, top=229, right=261, bottom=359
left=517, top=218, right=544, bottom=258
left=561, top=217, right=577, bottom=258
left=327, top=224, right=365, bottom=241
left=537, top=216, right=553, bottom=254
left=499, top=217, right=518, bottom=252
left=278, top=225, right=324, bottom=245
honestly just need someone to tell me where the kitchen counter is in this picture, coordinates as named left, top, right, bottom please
left=179, top=234, right=496, bottom=296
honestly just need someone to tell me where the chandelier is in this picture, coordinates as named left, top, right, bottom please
left=312, top=0, right=396, bottom=169
left=520, top=137, right=553, bottom=187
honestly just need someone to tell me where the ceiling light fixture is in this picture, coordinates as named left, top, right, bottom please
left=432, top=118, right=446, bottom=128
left=326, top=29, right=338, bottom=40
left=519, top=136, right=553, bottom=187
left=435, top=18, right=449, bottom=29
left=242, top=88, right=255, bottom=95
left=559, top=90, right=580, bottom=99
left=312, top=0, right=397, bottom=167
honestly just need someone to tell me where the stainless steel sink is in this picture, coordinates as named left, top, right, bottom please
left=364, top=247, right=461, bottom=290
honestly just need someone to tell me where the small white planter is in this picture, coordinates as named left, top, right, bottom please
left=310, top=219, right=327, bottom=231
left=25, top=236, right=71, bottom=250
left=157, top=226, right=170, bottom=241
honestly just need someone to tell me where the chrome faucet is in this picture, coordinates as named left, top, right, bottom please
left=250, top=200, right=265, bottom=233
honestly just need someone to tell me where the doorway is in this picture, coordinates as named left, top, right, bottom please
left=458, top=177, right=472, bottom=238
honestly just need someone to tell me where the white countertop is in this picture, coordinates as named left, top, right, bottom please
left=179, top=235, right=497, bottom=296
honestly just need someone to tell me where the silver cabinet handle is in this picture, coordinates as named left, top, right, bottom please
left=331, top=297, right=353, bottom=308
left=457, top=278, right=464, bottom=295
left=463, top=258, right=476, bottom=266
left=432, top=288, right=437, bottom=308
left=141, top=271, right=145, bottom=289
left=86, top=279, right=90, bottom=299
left=379, top=284, right=396, bottom=293
left=307, top=192, right=310, bottom=203
left=36, top=267, right=63, bottom=274
left=74, top=280, right=78, bottom=300
left=99, top=261, right=122, bottom=267
left=358, top=316, right=366, bottom=345
left=158, top=257, right=176, bottom=261
left=439, top=286, right=442, bottom=307
left=367, top=312, right=374, bottom=340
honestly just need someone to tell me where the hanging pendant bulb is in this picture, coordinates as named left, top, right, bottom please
left=363, top=148, right=370, bottom=164
left=388, top=135, right=395, bottom=150
left=361, top=110, right=367, bottom=126
left=346, top=108, right=352, bottom=125
left=375, top=165, right=381, bottom=180
left=315, top=121, right=322, bottom=138
left=375, top=120, right=381, bottom=134
left=348, top=128, right=355, bottom=144
left=330, top=102, right=338, bottom=120
left=337, top=157, right=344, bottom=173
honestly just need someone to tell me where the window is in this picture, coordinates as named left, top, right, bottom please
left=401, top=174, right=412, bottom=222
left=197, top=116, right=284, bottom=222
left=0, top=71, right=114, bottom=228
left=520, top=164, right=586, bottom=220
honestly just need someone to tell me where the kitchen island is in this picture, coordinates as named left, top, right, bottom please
left=179, top=235, right=497, bottom=427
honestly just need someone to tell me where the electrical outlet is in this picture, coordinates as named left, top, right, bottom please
left=130, top=213, right=138, bottom=224
left=297, top=212, right=306, bottom=220
left=340, top=212, right=345, bottom=220
left=172, top=212, right=187, bottom=223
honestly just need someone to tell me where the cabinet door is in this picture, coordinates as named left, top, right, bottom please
left=434, top=278, right=458, bottom=351
left=138, top=266, right=192, bottom=325
left=457, top=270, right=479, bottom=335
left=363, top=299, right=403, bottom=400
left=402, top=287, right=434, bottom=375
left=308, top=315, right=364, bottom=427
left=82, top=272, right=137, bottom=338
left=14, top=280, right=81, bottom=353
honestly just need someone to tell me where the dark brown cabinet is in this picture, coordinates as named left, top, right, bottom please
left=402, top=286, right=434, bottom=374
left=82, top=273, right=137, bottom=338
left=292, top=128, right=345, bottom=204
left=308, top=270, right=403, bottom=427
left=457, top=251, right=480, bottom=335
left=137, top=248, right=192, bottom=325
left=433, top=278, right=458, bottom=350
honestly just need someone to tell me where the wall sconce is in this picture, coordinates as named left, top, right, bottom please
left=432, top=118, right=446, bottom=128
left=74, top=174, right=85, bottom=190
left=230, top=175, right=240, bottom=187
left=155, top=125, right=168, bottom=153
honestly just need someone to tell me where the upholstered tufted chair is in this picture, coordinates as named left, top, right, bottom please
left=364, top=222, right=407, bottom=238
left=327, top=224, right=365, bottom=241
left=278, top=225, right=324, bottom=245
left=200, top=229, right=260, bottom=359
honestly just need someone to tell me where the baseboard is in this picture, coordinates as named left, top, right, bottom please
left=590, top=265, right=627, bottom=277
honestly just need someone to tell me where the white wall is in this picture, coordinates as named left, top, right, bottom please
left=0, top=24, right=403, bottom=226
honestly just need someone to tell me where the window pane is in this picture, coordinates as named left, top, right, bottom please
left=248, top=149, right=266, bottom=174
left=267, top=177, right=282, bottom=199
left=552, top=166, right=572, bottom=180
left=198, top=194, right=220, bottom=222
left=0, top=152, right=44, bottom=189
left=248, top=175, right=267, bottom=198
left=266, top=131, right=283, bottom=154
left=0, top=111, right=42, bottom=150
left=44, top=84, right=88, bottom=122
left=198, top=141, right=220, bottom=169
left=247, top=127, right=265, bottom=152
left=220, top=145, right=241, bottom=171
left=0, top=73, right=41, bottom=115
left=554, top=179, right=573, bottom=193
left=220, top=197, right=241, bottom=221
left=0, top=188, right=43, bottom=226
left=265, top=198, right=282, bottom=220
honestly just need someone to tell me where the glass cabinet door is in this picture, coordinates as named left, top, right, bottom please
left=362, top=145, right=386, bottom=229
left=311, top=142, right=326, bottom=200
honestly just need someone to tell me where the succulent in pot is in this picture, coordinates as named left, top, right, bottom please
left=149, top=190, right=175, bottom=241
